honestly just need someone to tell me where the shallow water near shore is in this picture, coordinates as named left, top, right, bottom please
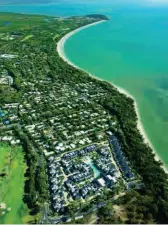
left=1, top=1, right=168, bottom=166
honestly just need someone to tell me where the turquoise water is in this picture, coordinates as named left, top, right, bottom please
left=90, top=161, right=101, bottom=178
left=4, top=21, right=10, bottom=26
left=64, top=6, right=168, bottom=167
left=1, top=1, right=168, bottom=166
left=86, top=160, right=100, bottom=178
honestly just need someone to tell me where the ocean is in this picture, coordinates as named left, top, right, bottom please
left=1, top=0, right=168, bottom=166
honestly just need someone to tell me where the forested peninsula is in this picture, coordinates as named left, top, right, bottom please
left=0, top=12, right=168, bottom=224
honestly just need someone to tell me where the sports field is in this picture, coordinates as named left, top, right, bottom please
left=0, top=143, right=32, bottom=223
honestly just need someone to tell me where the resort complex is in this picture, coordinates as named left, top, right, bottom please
left=0, top=12, right=168, bottom=224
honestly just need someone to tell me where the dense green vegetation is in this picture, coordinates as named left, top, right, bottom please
left=0, top=12, right=168, bottom=224
left=101, top=87, right=168, bottom=223
left=85, top=14, right=109, bottom=20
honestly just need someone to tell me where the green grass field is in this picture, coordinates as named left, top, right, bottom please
left=0, top=143, right=32, bottom=224
left=0, top=12, right=49, bottom=32
left=22, top=34, right=33, bottom=42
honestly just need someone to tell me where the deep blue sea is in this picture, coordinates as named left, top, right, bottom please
left=1, top=0, right=168, bottom=166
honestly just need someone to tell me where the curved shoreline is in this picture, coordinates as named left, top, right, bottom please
left=57, top=20, right=168, bottom=173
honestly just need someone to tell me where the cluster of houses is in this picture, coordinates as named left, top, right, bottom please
left=48, top=139, right=125, bottom=208
left=0, top=75, right=13, bottom=85
left=0, top=68, right=13, bottom=85
left=65, top=178, right=99, bottom=200
left=0, top=106, right=21, bottom=145
left=64, top=180, right=81, bottom=200
left=0, top=54, right=18, bottom=59
left=68, top=167, right=92, bottom=183
left=0, top=31, right=22, bottom=41
left=80, top=182, right=100, bottom=199
left=7, top=77, right=117, bottom=160
left=63, top=144, right=97, bottom=160
left=45, top=140, right=122, bottom=211
left=95, top=155, right=119, bottom=178
left=62, top=160, right=90, bottom=175
left=0, top=104, right=19, bottom=122
left=109, top=135, right=135, bottom=180
left=47, top=156, right=66, bottom=212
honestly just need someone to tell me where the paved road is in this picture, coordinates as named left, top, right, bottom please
left=40, top=199, right=111, bottom=224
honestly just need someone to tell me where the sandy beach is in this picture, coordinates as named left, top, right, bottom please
left=57, top=20, right=168, bottom=173
left=57, top=20, right=106, bottom=67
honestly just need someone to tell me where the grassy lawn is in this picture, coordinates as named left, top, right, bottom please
left=0, top=143, right=32, bottom=224
left=53, top=34, right=60, bottom=40
left=22, top=34, right=33, bottom=42
left=0, top=144, right=9, bottom=172
left=0, top=12, right=49, bottom=32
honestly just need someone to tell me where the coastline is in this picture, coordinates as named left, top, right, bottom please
left=57, top=20, right=168, bottom=173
